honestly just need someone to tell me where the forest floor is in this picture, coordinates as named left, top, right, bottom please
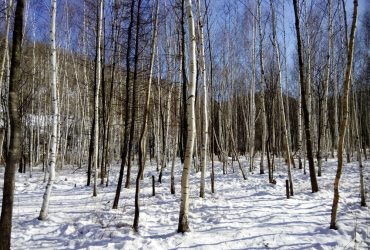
left=0, top=156, right=369, bottom=249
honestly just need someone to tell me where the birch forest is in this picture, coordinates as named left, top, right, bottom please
left=0, top=0, right=369, bottom=249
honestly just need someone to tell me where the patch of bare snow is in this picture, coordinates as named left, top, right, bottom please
left=0, top=156, right=369, bottom=249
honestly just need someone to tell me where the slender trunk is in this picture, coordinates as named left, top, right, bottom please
left=125, top=0, right=142, bottom=189
left=257, top=0, right=267, bottom=175
left=180, top=0, right=187, bottom=164
left=352, top=91, right=366, bottom=206
left=230, top=126, right=247, bottom=180
left=0, top=0, right=13, bottom=163
left=297, top=88, right=303, bottom=169
left=197, top=0, right=208, bottom=198
left=282, top=1, right=292, bottom=165
left=333, top=65, right=338, bottom=158
left=0, top=0, right=24, bottom=247
left=83, top=0, right=92, bottom=186
left=39, top=0, right=58, bottom=220
left=158, top=83, right=172, bottom=183
left=170, top=93, right=180, bottom=195
left=92, top=0, right=103, bottom=197
left=61, top=70, right=69, bottom=170
left=249, top=9, right=256, bottom=173
left=102, top=0, right=120, bottom=186
left=206, top=7, right=215, bottom=192
left=29, top=16, right=36, bottom=178
left=330, top=0, right=358, bottom=230
left=293, top=0, right=319, bottom=193
left=318, top=0, right=332, bottom=177
left=113, top=0, right=135, bottom=209
left=178, top=0, right=196, bottom=233
left=0, top=0, right=13, bottom=96
left=270, top=0, right=293, bottom=196
left=133, top=0, right=158, bottom=232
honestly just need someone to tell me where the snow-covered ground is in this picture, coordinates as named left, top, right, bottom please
left=0, top=156, right=369, bottom=249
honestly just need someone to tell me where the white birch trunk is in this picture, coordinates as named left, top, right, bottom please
left=39, top=0, right=58, bottom=220
left=93, top=0, right=103, bottom=197
left=178, top=0, right=197, bottom=233
left=330, top=0, right=358, bottom=229
left=197, top=0, right=208, bottom=198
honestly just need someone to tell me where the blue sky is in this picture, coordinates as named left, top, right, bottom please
left=17, top=0, right=368, bottom=74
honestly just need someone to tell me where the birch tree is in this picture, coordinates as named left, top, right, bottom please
left=93, top=0, right=103, bottom=197
left=249, top=7, right=256, bottom=173
left=257, top=0, right=267, bottom=177
left=38, top=0, right=58, bottom=221
left=196, top=0, right=208, bottom=198
left=330, top=0, right=358, bottom=230
left=178, top=0, right=197, bottom=233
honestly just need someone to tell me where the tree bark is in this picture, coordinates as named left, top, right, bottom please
left=178, top=0, right=196, bottom=233
left=0, top=0, right=13, bottom=98
left=197, top=0, right=208, bottom=198
left=257, top=0, right=267, bottom=176
left=317, top=0, right=332, bottom=177
left=0, top=0, right=24, bottom=247
left=113, top=0, right=135, bottom=209
left=352, top=91, right=366, bottom=207
left=38, top=0, right=58, bottom=221
left=293, top=0, right=319, bottom=193
left=170, top=93, right=180, bottom=195
left=330, top=0, right=358, bottom=230
left=92, top=0, right=103, bottom=197
left=125, top=0, right=142, bottom=190
left=249, top=6, right=256, bottom=173
left=0, top=0, right=13, bottom=163
left=133, top=0, right=158, bottom=232
left=270, top=0, right=293, bottom=196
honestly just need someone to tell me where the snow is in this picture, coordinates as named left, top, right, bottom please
left=0, top=157, right=369, bottom=249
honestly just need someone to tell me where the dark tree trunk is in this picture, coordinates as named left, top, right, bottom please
left=87, top=114, right=94, bottom=186
left=180, top=0, right=187, bottom=164
left=124, top=0, right=141, bottom=190
left=133, top=0, right=154, bottom=231
left=100, top=6, right=107, bottom=185
left=0, top=0, right=25, bottom=248
left=292, top=0, right=319, bottom=193
left=113, top=0, right=135, bottom=209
